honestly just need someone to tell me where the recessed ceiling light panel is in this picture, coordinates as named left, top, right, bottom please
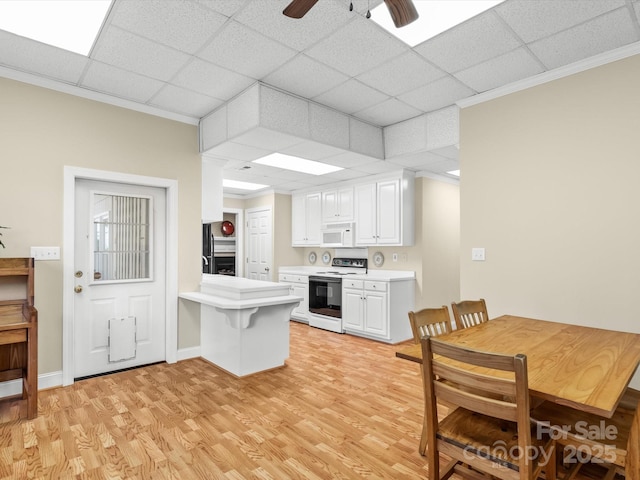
left=0, top=0, right=111, bottom=55
left=223, top=179, right=269, bottom=191
left=253, top=153, right=343, bottom=176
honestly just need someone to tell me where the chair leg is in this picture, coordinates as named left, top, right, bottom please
left=602, top=466, right=617, bottom=480
left=419, top=421, right=427, bottom=456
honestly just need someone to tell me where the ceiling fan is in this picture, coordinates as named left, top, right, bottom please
left=283, top=0, right=419, bottom=28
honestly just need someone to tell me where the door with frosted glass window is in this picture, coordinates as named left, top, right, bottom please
left=73, top=179, right=166, bottom=378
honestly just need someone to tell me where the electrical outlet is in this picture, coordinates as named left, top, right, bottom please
left=30, top=246, right=60, bottom=260
left=471, top=247, right=485, bottom=261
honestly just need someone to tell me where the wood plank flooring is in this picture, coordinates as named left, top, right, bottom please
left=0, top=322, right=611, bottom=479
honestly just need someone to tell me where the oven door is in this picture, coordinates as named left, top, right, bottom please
left=309, top=276, right=342, bottom=319
left=213, top=253, right=236, bottom=276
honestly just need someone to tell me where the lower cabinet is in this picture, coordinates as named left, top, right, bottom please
left=278, top=274, right=309, bottom=323
left=342, top=278, right=413, bottom=343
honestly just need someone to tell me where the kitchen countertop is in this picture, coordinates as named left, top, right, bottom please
left=279, top=266, right=415, bottom=281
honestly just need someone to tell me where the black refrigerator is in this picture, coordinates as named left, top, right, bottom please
left=202, top=223, right=214, bottom=273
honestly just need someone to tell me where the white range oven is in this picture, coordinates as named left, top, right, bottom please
left=308, top=257, right=367, bottom=333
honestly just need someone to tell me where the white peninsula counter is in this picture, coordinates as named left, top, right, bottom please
left=179, top=275, right=301, bottom=377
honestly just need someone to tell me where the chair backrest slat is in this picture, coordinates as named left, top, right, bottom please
left=451, top=298, right=489, bottom=330
left=408, top=306, right=452, bottom=343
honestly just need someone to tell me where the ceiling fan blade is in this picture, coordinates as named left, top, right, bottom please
left=384, top=0, right=419, bottom=28
left=283, top=0, right=320, bottom=19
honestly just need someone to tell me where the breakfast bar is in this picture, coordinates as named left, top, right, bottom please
left=180, top=275, right=301, bottom=377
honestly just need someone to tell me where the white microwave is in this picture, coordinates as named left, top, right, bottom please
left=321, top=222, right=355, bottom=247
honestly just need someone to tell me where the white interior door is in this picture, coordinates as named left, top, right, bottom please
left=73, top=179, right=166, bottom=378
left=246, top=207, right=272, bottom=281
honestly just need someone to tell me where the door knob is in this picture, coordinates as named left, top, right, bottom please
left=265, top=266, right=270, bottom=272
left=74, top=285, right=83, bottom=293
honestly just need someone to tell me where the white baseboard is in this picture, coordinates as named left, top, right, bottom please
left=177, top=346, right=201, bottom=361
left=0, top=370, right=63, bottom=397
left=0, top=349, right=201, bottom=398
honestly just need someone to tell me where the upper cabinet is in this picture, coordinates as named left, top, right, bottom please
left=292, top=192, right=322, bottom=246
left=354, top=173, right=414, bottom=246
left=291, top=170, right=414, bottom=247
left=322, top=186, right=354, bottom=223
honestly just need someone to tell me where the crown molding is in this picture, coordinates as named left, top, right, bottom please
left=457, top=41, right=640, bottom=110
left=0, top=65, right=200, bottom=126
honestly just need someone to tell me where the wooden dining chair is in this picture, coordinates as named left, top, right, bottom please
left=408, top=306, right=452, bottom=343
left=407, top=306, right=453, bottom=455
left=420, top=335, right=556, bottom=480
left=531, top=388, right=640, bottom=479
left=451, top=298, right=489, bottom=330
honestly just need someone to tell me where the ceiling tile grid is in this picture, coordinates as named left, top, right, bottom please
left=81, top=61, right=165, bottom=103
left=262, top=54, right=350, bottom=99
left=2, top=0, right=640, bottom=195
left=0, top=31, right=88, bottom=84
left=197, top=21, right=298, bottom=79
left=109, top=0, right=229, bottom=54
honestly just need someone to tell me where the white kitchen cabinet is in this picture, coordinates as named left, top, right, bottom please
left=278, top=273, right=309, bottom=323
left=342, top=277, right=413, bottom=343
left=354, top=173, right=414, bottom=246
left=291, top=192, right=322, bottom=246
left=322, top=186, right=354, bottom=223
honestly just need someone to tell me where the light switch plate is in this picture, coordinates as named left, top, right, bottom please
left=471, top=247, right=485, bottom=261
left=30, top=246, right=60, bottom=260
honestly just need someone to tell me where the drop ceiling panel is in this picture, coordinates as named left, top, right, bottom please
left=351, top=160, right=402, bottom=174
left=414, top=11, right=522, bottom=73
left=2, top=0, right=639, bottom=196
left=92, top=27, right=191, bottom=82
left=496, top=0, right=626, bottom=43
left=322, top=151, right=378, bottom=168
left=0, top=32, right=88, bottom=83
left=234, top=0, right=352, bottom=51
left=354, top=98, right=422, bottom=127
left=81, top=61, right=165, bottom=102
left=110, top=0, right=228, bottom=54
left=195, top=0, right=249, bottom=17
left=356, top=51, right=446, bottom=97
left=455, top=47, right=544, bottom=93
left=232, top=127, right=304, bottom=151
left=280, top=140, right=346, bottom=161
left=204, top=141, right=271, bottom=161
left=197, top=21, right=297, bottom=78
left=322, top=168, right=368, bottom=182
left=171, top=58, right=254, bottom=100
left=398, top=76, right=475, bottom=113
left=386, top=151, right=448, bottom=169
left=306, top=17, right=409, bottom=77
left=150, top=85, right=224, bottom=117
left=313, top=79, right=388, bottom=115
left=528, top=8, right=639, bottom=70
left=263, top=54, right=349, bottom=99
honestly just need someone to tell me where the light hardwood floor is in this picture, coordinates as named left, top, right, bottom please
left=0, top=322, right=608, bottom=479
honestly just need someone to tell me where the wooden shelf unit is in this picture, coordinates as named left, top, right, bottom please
left=0, top=258, right=37, bottom=419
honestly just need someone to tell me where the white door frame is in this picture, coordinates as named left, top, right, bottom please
left=62, top=166, right=178, bottom=386
left=222, top=207, right=244, bottom=278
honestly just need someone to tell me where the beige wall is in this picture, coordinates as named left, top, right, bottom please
left=460, top=54, right=640, bottom=383
left=0, top=78, right=202, bottom=373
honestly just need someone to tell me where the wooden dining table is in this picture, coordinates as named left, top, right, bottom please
left=395, top=315, right=640, bottom=418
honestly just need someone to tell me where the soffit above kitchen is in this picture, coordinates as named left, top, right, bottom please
left=1, top=0, right=639, bottom=195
